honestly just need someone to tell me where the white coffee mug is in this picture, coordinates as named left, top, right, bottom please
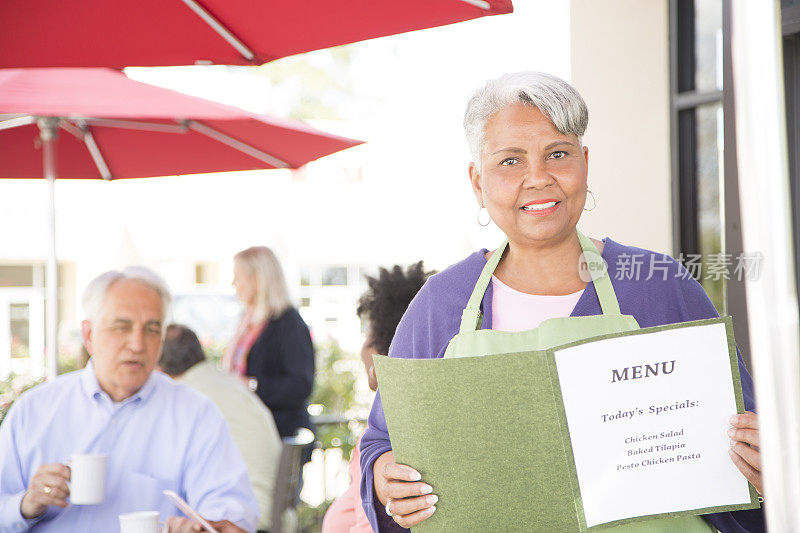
left=119, top=511, right=167, bottom=533
left=68, top=454, right=106, bottom=505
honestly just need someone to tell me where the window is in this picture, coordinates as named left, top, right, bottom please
left=671, top=0, right=724, bottom=312
left=695, top=102, right=724, bottom=308
left=669, top=0, right=783, bottom=364
left=10, top=303, right=30, bottom=358
left=321, top=266, right=347, bottom=286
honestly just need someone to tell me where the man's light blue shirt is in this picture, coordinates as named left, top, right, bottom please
left=0, top=363, right=259, bottom=532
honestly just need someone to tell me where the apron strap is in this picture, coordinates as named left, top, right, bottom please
left=459, top=240, right=507, bottom=333
left=577, top=231, right=621, bottom=315
left=459, top=231, right=620, bottom=333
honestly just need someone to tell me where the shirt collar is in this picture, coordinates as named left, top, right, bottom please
left=80, top=359, right=159, bottom=405
left=80, top=360, right=103, bottom=401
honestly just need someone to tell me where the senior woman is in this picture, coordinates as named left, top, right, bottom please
left=224, top=245, right=315, bottom=438
left=359, top=72, right=764, bottom=532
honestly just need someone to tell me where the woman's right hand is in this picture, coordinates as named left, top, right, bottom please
left=373, top=451, right=437, bottom=528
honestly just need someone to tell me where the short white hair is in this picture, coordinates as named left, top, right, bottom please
left=82, top=266, right=172, bottom=323
left=463, top=71, right=589, bottom=165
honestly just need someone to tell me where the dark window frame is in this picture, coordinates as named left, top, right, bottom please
left=669, top=0, right=752, bottom=365
left=784, top=6, right=800, bottom=316
left=669, top=1, right=800, bottom=366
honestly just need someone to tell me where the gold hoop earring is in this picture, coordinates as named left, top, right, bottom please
left=477, top=205, right=491, bottom=226
left=584, top=190, right=597, bottom=212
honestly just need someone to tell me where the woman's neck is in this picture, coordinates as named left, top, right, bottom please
left=243, top=307, right=260, bottom=325
left=491, top=233, right=600, bottom=296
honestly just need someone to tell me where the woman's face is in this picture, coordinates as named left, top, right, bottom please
left=232, top=261, right=258, bottom=308
left=360, top=324, right=380, bottom=392
left=469, top=103, right=589, bottom=247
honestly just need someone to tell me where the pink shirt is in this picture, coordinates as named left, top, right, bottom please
left=321, top=435, right=373, bottom=533
left=491, top=275, right=585, bottom=332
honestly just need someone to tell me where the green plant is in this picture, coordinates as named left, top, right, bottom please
left=0, top=373, right=43, bottom=426
left=299, top=501, right=332, bottom=533
left=309, top=340, right=363, bottom=459
left=201, top=340, right=227, bottom=368
left=698, top=227, right=725, bottom=315
left=57, top=352, right=85, bottom=375
left=312, top=341, right=357, bottom=412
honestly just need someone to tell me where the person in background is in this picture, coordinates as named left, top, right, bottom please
left=159, top=324, right=282, bottom=533
left=0, top=267, right=257, bottom=532
left=225, top=246, right=315, bottom=439
left=321, top=262, right=431, bottom=533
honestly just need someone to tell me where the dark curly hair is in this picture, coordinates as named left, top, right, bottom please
left=357, top=261, right=432, bottom=355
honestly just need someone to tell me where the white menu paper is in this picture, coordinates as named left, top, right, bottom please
left=554, top=321, right=752, bottom=527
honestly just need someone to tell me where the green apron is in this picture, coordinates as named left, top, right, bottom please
left=442, top=231, right=714, bottom=532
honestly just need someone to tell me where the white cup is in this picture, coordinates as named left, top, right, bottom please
left=68, top=454, right=106, bottom=505
left=119, top=511, right=167, bottom=533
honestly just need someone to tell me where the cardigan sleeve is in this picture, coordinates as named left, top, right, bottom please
left=359, top=285, right=440, bottom=533
left=252, top=309, right=315, bottom=411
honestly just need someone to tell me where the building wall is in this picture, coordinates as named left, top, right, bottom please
left=570, top=0, right=673, bottom=255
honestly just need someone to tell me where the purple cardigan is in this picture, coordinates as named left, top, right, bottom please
left=360, top=238, right=765, bottom=533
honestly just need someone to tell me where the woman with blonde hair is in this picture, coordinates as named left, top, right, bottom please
left=224, top=246, right=315, bottom=438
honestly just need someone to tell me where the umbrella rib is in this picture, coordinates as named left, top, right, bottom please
left=187, top=120, right=290, bottom=168
left=179, top=0, right=256, bottom=62
left=457, top=0, right=491, bottom=9
left=0, top=115, right=36, bottom=131
left=81, top=118, right=188, bottom=134
left=59, top=120, right=84, bottom=140
left=77, top=120, right=112, bottom=180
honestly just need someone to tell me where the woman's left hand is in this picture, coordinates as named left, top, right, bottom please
left=728, top=411, right=762, bottom=494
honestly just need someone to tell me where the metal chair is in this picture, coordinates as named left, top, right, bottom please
left=271, top=427, right=315, bottom=533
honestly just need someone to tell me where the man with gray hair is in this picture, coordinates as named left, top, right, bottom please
left=0, top=267, right=258, bottom=532
left=159, top=324, right=281, bottom=533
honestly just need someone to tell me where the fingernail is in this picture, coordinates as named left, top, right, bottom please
left=427, top=495, right=438, bottom=505
left=429, top=506, right=437, bottom=514
left=727, top=428, right=735, bottom=438
left=420, top=484, right=433, bottom=495
left=730, top=439, right=737, bottom=447
left=411, top=471, right=421, bottom=481
left=729, top=415, right=739, bottom=425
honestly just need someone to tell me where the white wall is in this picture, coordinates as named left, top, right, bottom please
left=570, top=0, right=673, bottom=255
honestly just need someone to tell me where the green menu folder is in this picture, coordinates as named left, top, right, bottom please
left=374, top=317, right=760, bottom=532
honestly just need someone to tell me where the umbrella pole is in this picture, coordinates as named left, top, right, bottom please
left=38, top=117, right=59, bottom=381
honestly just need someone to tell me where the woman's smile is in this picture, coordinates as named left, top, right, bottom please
left=521, top=199, right=561, bottom=216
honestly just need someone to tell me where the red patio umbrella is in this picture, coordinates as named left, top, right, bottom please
left=0, top=67, right=363, bottom=378
left=0, top=0, right=513, bottom=68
